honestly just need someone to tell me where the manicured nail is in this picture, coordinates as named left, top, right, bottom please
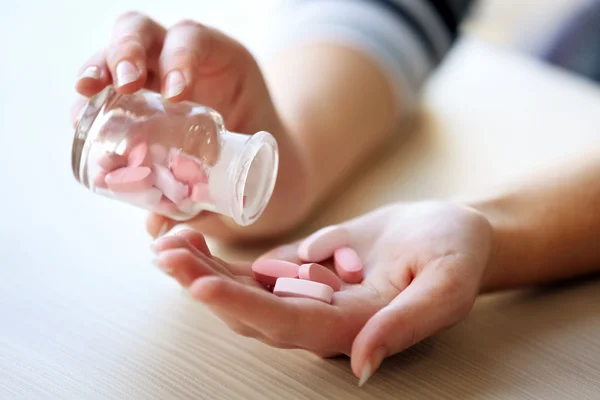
left=116, top=60, right=140, bottom=87
left=358, top=347, right=387, bottom=387
left=156, top=220, right=169, bottom=237
left=164, top=70, right=185, bottom=98
left=152, top=258, right=173, bottom=274
left=149, top=243, right=158, bottom=254
left=80, top=66, right=101, bottom=80
left=358, top=362, right=371, bottom=387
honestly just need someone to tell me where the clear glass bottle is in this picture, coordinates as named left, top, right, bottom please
left=71, top=85, right=279, bottom=226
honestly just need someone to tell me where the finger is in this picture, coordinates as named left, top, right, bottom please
left=75, top=50, right=111, bottom=97
left=350, top=256, right=477, bottom=386
left=146, top=213, right=177, bottom=238
left=158, top=20, right=251, bottom=105
left=173, top=229, right=211, bottom=256
left=154, top=248, right=230, bottom=287
left=189, top=276, right=345, bottom=352
left=257, top=242, right=303, bottom=264
left=106, top=11, right=166, bottom=93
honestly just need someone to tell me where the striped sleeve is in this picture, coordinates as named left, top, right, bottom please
left=265, top=0, right=475, bottom=111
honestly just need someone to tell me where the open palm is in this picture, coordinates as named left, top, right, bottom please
left=152, top=201, right=492, bottom=383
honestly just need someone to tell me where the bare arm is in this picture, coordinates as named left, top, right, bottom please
left=474, top=149, right=600, bottom=292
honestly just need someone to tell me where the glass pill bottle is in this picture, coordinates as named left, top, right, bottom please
left=71, top=85, right=279, bottom=226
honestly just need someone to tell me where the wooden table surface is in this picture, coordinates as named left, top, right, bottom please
left=2, top=4, right=600, bottom=398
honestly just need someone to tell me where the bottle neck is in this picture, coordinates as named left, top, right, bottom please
left=209, top=130, right=279, bottom=226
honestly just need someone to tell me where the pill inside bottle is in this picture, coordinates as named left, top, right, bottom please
left=71, top=85, right=279, bottom=226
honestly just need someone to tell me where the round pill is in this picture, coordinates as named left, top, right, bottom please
left=298, top=263, right=342, bottom=291
left=105, top=166, right=155, bottom=192
left=297, top=225, right=349, bottom=262
left=333, top=247, right=364, bottom=284
left=251, top=259, right=300, bottom=286
left=273, top=278, right=334, bottom=304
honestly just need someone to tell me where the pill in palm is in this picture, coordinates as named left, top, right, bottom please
left=297, top=225, right=349, bottom=262
left=105, top=166, right=155, bottom=192
left=127, top=142, right=151, bottom=167
left=97, top=152, right=127, bottom=171
left=298, top=263, right=342, bottom=291
left=251, top=259, right=300, bottom=286
left=333, top=247, right=364, bottom=283
left=273, top=278, right=334, bottom=304
left=169, top=150, right=207, bottom=184
left=153, top=164, right=189, bottom=204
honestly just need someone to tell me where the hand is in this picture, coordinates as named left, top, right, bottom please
left=151, top=201, right=493, bottom=384
left=73, top=12, right=310, bottom=243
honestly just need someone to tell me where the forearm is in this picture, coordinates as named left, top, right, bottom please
left=260, top=0, right=471, bottom=208
left=473, top=149, right=600, bottom=292
left=263, top=43, right=400, bottom=204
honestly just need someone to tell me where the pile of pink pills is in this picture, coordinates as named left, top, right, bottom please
left=251, top=226, right=363, bottom=304
left=93, top=140, right=212, bottom=215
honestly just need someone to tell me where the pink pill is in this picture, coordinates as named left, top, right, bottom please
left=169, top=150, right=207, bottom=184
left=158, top=196, right=180, bottom=214
left=115, top=187, right=162, bottom=208
left=298, top=263, right=342, bottom=291
left=149, top=144, right=168, bottom=165
left=153, top=164, right=189, bottom=204
left=105, top=166, right=155, bottom=192
left=273, top=278, right=334, bottom=304
left=251, top=259, right=300, bottom=286
left=127, top=142, right=151, bottom=167
left=97, top=152, right=127, bottom=171
left=297, top=225, right=349, bottom=262
left=333, top=247, right=364, bottom=284
left=177, top=198, right=195, bottom=214
left=191, top=183, right=212, bottom=203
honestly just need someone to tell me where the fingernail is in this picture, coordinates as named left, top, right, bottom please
left=152, top=258, right=173, bottom=274
left=358, top=347, right=387, bottom=387
left=181, top=287, right=190, bottom=298
left=116, top=60, right=140, bottom=87
left=80, top=66, right=101, bottom=80
left=150, top=243, right=158, bottom=254
left=358, top=362, right=371, bottom=387
left=156, top=220, right=169, bottom=238
left=164, top=70, right=185, bottom=99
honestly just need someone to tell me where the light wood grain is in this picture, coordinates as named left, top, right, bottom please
left=2, top=15, right=600, bottom=400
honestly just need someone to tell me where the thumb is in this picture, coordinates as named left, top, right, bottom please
left=350, top=258, right=477, bottom=386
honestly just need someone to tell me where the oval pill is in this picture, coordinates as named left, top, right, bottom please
left=127, top=142, right=151, bottom=167
left=97, top=152, right=127, bottom=171
left=105, top=166, right=155, bottom=192
left=297, top=225, right=349, bottom=262
left=273, top=278, right=334, bottom=304
left=298, top=263, right=342, bottom=291
left=169, top=150, right=207, bottom=184
left=333, top=247, right=364, bottom=284
left=251, top=259, right=299, bottom=286
left=153, top=164, right=189, bottom=204
left=115, top=187, right=162, bottom=208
